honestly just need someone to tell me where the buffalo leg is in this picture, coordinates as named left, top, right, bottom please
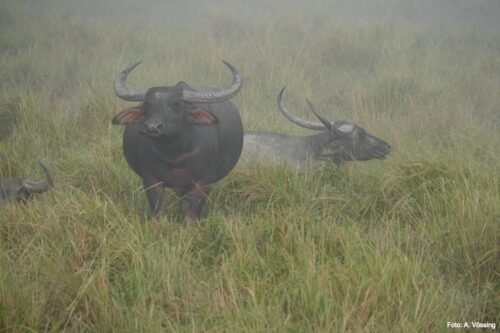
left=143, top=177, right=165, bottom=217
left=181, top=184, right=210, bottom=226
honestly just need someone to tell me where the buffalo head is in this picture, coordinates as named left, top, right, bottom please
left=112, top=60, right=241, bottom=137
left=0, top=162, right=54, bottom=203
left=277, top=87, right=391, bottom=165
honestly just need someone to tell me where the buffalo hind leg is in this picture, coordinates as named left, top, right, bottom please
left=143, top=177, right=165, bottom=218
left=181, top=184, right=210, bottom=226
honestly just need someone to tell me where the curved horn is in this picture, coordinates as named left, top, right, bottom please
left=305, top=99, right=349, bottom=136
left=277, top=87, right=325, bottom=130
left=182, top=60, right=242, bottom=103
left=21, top=162, right=53, bottom=194
left=114, top=60, right=148, bottom=102
left=304, top=99, right=332, bottom=130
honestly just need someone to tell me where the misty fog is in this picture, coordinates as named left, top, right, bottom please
left=8, top=0, right=500, bottom=32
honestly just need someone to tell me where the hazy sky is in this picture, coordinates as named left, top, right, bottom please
left=13, top=0, right=500, bottom=34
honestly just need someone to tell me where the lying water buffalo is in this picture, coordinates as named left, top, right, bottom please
left=0, top=162, right=53, bottom=203
left=241, top=87, right=391, bottom=168
left=112, top=60, right=243, bottom=224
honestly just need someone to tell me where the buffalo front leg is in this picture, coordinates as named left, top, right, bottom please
left=143, top=177, right=165, bottom=218
left=180, top=184, right=210, bottom=226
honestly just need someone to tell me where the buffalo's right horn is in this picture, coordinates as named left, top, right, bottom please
left=305, top=99, right=350, bottom=136
left=181, top=60, right=243, bottom=104
left=114, top=61, right=148, bottom=102
left=277, top=87, right=326, bottom=130
left=21, top=162, right=54, bottom=194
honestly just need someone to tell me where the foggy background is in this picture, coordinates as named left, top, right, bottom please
left=1, top=0, right=499, bottom=156
left=8, top=0, right=500, bottom=31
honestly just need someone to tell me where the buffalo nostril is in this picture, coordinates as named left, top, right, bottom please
left=145, top=123, right=162, bottom=133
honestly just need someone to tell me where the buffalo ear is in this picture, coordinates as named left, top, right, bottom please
left=112, top=107, right=145, bottom=125
left=321, top=142, right=344, bottom=166
left=320, top=142, right=341, bottom=156
left=185, top=108, right=218, bottom=125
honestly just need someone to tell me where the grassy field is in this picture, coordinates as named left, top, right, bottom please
left=0, top=0, right=499, bottom=331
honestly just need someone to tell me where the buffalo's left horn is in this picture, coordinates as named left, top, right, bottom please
left=21, top=162, right=53, bottom=194
left=182, top=60, right=243, bottom=103
left=114, top=61, right=148, bottom=102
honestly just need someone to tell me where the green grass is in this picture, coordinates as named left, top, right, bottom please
left=1, top=0, right=499, bottom=331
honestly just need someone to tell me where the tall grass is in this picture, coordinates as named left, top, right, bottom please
left=1, top=0, right=498, bottom=331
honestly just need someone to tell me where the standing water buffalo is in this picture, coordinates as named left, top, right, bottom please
left=112, top=60, right=243, bottom=224
left=0, top=162, right=53, bottom=203
left=241, top=87, right=391, bottom=168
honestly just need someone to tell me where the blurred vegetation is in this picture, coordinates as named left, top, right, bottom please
left=0, top=0, right=499, bottom=332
